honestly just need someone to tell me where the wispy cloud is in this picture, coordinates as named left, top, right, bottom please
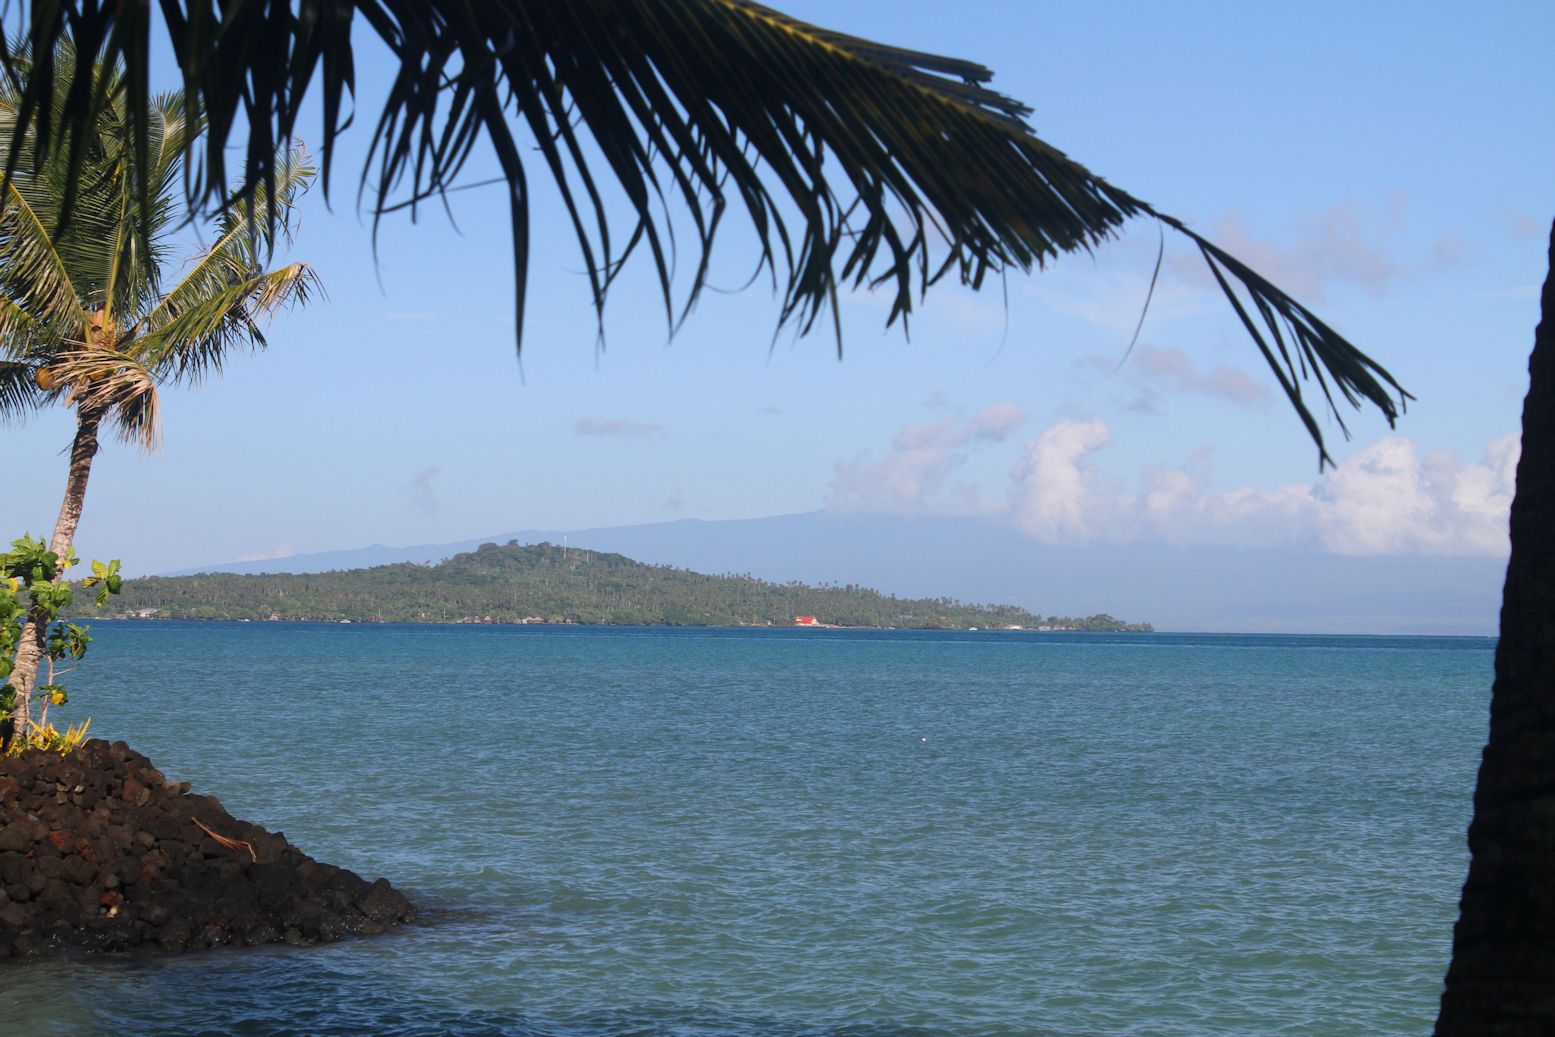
left=1167, top=196, right=1465, bottom=301
left=1077, top=344, right=1271, bottom=416
left=1509, top=209, right=1547, bottom=241
left=1122, top=345, right=1271, bottom=407
left=827, top=402, right=1027, bottom=515
left=1484, top=285, right=1541, bottom=301
left=920, top=389, right=957, bottom=413
left=1032, top=269, right=1212, bottom=336
left=576, top=417, right=665, bottom=439
left=409, top=465, right=441, bottom=517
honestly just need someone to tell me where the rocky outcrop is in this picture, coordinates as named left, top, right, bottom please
left=0, top=739, right=414, bottom=957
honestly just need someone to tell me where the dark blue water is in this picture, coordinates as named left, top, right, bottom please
left=1, top=624, right=1490, bottom=1035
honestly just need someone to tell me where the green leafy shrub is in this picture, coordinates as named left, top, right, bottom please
left=0, top=535, right=121, bottom=755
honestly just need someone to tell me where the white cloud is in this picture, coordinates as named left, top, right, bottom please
left=1313, top=434, right=1518, bottom=556
left=1007, top=419, right=1113, bottom=541
left=969, top=402, right=1028, bottom=440
left=1004, top=422, right=1517, bottom=557
left=836, top=412, right=1518, bottom=558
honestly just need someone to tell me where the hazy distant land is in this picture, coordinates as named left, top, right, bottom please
left=104, top=540, right=1149, bottom=631
left=160, top=513, right=1505, bottom=636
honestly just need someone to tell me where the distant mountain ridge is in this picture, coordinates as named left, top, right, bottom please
left=165, top=512, right=1509, bottom=635
left=165, top=517, right=791, bottom=576
left=166, top=535, right=533, bottom=576
left=121, top=540, right=1149, bottom=630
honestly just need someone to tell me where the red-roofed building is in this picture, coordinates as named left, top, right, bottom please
left=794, top=615, right=819, bottom=626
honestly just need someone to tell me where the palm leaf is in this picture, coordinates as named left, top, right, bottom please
left=50, top=345, right=160, bottom=448
left=0, top=358, right=42, bottom=420
left=131, top=145, right=319, bottom=386
left=89, top=92, right=193, bottom=323
left=132, top=144, right=315, bottom=345
left=7, top=1, right=1410, bottom=463
left=0, top=291, right=49, bottom=359
left=132, top=261, right=318, bottom=386
left=0, top=41, right=315, bottom=447
left=0, top=96, right=86, bottom=334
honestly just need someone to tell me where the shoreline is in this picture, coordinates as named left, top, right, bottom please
left=81, top=618, right=1497, bottom=639
left=91, top=614, right=1154, bottom=633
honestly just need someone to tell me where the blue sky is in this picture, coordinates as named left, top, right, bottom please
left=0, top=1, right=1549, bottom=579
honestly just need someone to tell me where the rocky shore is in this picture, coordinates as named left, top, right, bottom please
left=0, top=739, right=414, bottom=957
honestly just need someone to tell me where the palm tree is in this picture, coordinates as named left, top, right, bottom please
left=1433, top=224, right=1555, bottom=1035
left=0, top=47, right=319, bottom=742
left=11, top=3, right=1540, bottom=1032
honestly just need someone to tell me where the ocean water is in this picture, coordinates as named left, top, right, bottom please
left=0, top=623, right=1490, bottom=1036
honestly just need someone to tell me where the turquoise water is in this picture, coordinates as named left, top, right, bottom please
left=0, top=623, right=1489, bottom=1035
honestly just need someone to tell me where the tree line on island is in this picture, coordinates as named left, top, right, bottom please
left=92, top=541, right=1151, bottom=632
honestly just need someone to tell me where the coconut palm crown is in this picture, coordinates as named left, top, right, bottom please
left=0, top=45, right=319, bottom=740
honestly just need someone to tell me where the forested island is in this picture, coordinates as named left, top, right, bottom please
left=94, top=541, right=1151, bottom=631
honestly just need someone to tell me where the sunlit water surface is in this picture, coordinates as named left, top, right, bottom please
left=0, top=624, right=1489, bottom=1035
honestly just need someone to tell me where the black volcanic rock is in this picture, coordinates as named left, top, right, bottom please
left=0, top=739, right=414, bottom=957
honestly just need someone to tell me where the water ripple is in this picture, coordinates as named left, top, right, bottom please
left=0, top=625, right=1487, bottom=1035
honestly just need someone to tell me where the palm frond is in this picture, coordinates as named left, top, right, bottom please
left=0, top=41, right=196, bottom=327
left=132, top=144, right=315, bottom=344
left=0, top=358, right=43, bottom=420
left=0, top=38, right=314, bottom=453
left=0, top=117, right=86, bottom=333
left=1168, top=222, right=1408, bottom=463
left=49, top=346, right=160, bottom=448
left=133, top=261, right=319, bottom=386
left=0, top=291, right=49, bottom=358
left=8, top=1, right=1410, bottom=463
left=131, top=144, right=319, bottom=387
left=89, top=91, right=191, bottom=322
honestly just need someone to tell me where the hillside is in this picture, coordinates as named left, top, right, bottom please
left=101, top=541, right=1151, bottom=631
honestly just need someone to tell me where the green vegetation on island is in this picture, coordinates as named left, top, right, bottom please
left=98, top=541, right=1151, bottom=632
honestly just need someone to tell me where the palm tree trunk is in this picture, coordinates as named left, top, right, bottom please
left=8, top=405, right=104, bottom=744
left=1435, top=218, right=1555, bottom=1034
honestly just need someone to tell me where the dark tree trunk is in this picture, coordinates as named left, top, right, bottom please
left=1436, top=219, right=1555, bottom=1034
